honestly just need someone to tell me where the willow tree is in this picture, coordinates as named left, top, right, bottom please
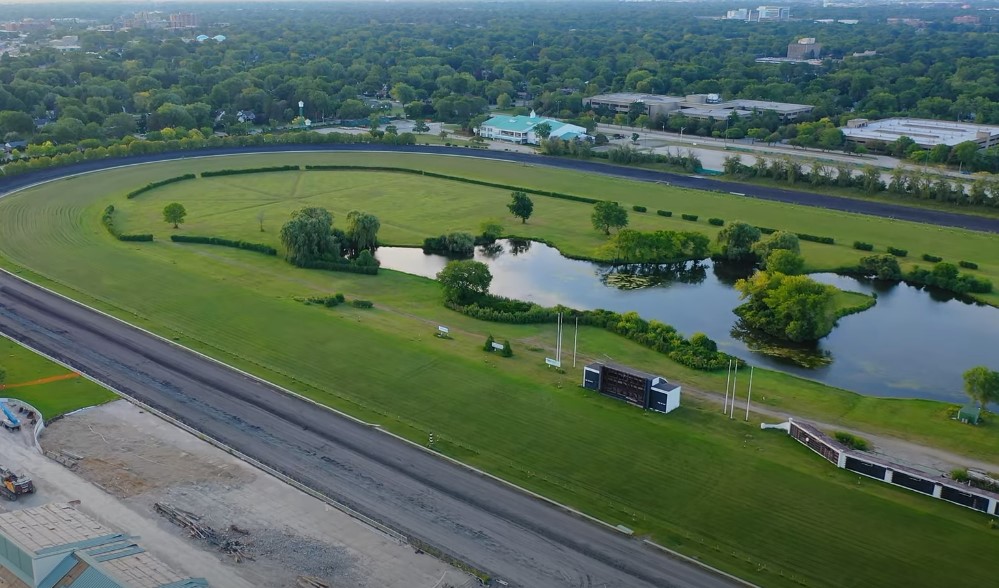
left=280, top=207, right=338, bottom=261
left=345, top=210, right=381, bottom=258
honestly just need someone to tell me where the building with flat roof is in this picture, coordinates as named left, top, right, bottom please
left=584, top=93, right=813, bottom=121
left=479, top=111, right=588, bottom=145
left=582, top=362, right=681, bottom=414
left=0, top=503, right=208, bottom=588
left=787, top=37, right=822, bottom=60
left=756, top=6, right=790, bottom=21
left=842, top=118, right=999, bottom=149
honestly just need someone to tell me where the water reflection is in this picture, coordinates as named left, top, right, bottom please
left=376, top=240, right=999, bottom=402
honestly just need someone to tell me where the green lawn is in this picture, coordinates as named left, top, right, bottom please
left=0, top=337, right=117, bottom=418
left=0, top=152, right=997, bottom=587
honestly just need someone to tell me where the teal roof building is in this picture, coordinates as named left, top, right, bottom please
left=479, top=111, right=589, bottom=145
left=0, top=504, right=208, bottom=588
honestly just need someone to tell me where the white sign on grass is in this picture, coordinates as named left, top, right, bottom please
left=545, top=358, right=561, bottom=368
left=438, top=326, right=449, bottom=334
left=491, top=342, right=505, bottom=350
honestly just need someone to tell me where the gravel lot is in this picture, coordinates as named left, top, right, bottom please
left=31, top=400, right=470, bottom=588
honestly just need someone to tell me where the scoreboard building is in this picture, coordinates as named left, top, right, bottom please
left=582, top=362, right=681, bottom=414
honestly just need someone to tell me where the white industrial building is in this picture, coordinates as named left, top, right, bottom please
left=842, top=118, right=999, bottom=149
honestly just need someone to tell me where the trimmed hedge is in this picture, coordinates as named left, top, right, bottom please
left=959, top=260, right=979, bottom=270
left=170, top=234, right=277, bottom=255
left=853, top=241, right=874, bottom=251
left=887, top=246, right=908, bottom=257
left=632, top=205, right=647, bottom=213
left=100, top=204, right=153, bottom=242
left=922, top=253, right=943, bottom=263
left=306, top=293, right=346, bottom=307
left=756, top=226, right=777, bottom=235
left=796, top=233, right=835, bottom=245
left=656, top=210, right=672, bottom=217
left=707, top=218, right=724, bottom=226
left=681, top=214, right=698, bottom=222
left=291, top=257, right=379, bottom=275
left=126, top=174, right=196, bottom=199
left=351, top=299, right=374, bottom=308
left=201, top=165, right=299, bottom=177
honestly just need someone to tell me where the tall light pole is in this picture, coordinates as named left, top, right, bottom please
left=679, top=126, right=686, bottom=141
left=298, top=101, right=305, bottom=129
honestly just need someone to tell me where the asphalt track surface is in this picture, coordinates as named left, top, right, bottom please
left=2, top=143, right=998, bottom=233
left=0, top=145, right=992, bottom=588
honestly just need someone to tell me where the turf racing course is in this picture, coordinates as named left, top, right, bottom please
left=1, top=146, right=997, bottom=588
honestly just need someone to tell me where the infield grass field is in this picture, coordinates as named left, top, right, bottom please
left=0, top=151, right=997, bottom=587
left=0, top=337, right=116, bottom=418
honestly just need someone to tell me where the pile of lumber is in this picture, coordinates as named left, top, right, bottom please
left=154, top=502, right=252, bottom=562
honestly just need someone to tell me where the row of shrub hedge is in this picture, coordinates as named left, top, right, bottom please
left=922, top=253, right=943, bottom=263
left=960, top=260, right=979, bottom=270
left=445, top=296, right=734, bottom=371
left=887, top=246, right=908, bottom=257
left=708, top=218, right=724, bottom=226
left=796, top=233, right=835, bottom=245
left=853, top=241, right=874, bottom=251
left=632, top=205, right=647, bottom=212
left=290, top=256, right=379, bottom=275
left=126, top=174, right=196, bottom=199
left=169, top=235, right=277, bottom=255
left=201, top=165, right=300, bottom=177
left=756, top=226, right=777, bottom=235
left=100, top=205, right=153, bottom=242
left=303, top=293, right=375, bottom=309
left=657, top=210, right=672, bottom=217
left=681, top=214, right=698, bottom=222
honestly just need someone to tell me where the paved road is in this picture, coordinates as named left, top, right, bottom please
left=0, top=273, right=742, bottom=588
left=1, top=143, right=998, bottom=233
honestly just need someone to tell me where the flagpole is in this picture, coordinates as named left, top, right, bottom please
left=730, top=363, right=739, bottom=419
left=744, top=366, right=755, bottom=421
left=572, top=316, right=578, bottom=368
left=723, top=359, right=732, bottom=414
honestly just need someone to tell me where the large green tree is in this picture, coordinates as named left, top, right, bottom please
left=162, top=202, right=187, bottom=229
left=753, top=231, right=800, bottom=265
left=280, top=207, right=338, bottom=261
left=344, top=210, right=380, bottom=258
left=735, top=272, right=836, bottom=343
left=507, top=191, right=534, bottom=224
left=436, top=260, right=492, bottom=304
left=591, top=201, right=628, bottom=235
left=963, top=366, right=999, bottom=409
left=716, top=221, right=762, bottom=262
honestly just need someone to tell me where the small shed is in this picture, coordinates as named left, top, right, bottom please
left=958, top=404, right=981, bottom=425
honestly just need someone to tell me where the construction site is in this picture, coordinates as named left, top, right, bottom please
left=0, top=399, right=471, bottom=588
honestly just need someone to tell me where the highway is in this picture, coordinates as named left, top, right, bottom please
left=0, top=273, right=742, bottom=588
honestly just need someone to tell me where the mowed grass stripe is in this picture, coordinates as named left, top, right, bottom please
left=0, top=153, right=996, bottom=588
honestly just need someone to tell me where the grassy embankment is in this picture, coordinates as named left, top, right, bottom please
left=0, top=337, right=116, bottom=418
left=0, top=152, right=997, bottom=587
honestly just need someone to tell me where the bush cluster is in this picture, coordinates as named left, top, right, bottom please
left=656, top=210, right=672, bottom=217
left=834, top=432, right=869, bottom=451
left=707, top=218, right=724, bottom=226
left=423, top=232, right=475, bottom=257
left=959, top=260, right=979, bottom=270
left=351, top=299, right=374, bottom=308
left=100, top=204, right=153, bottom=242
left=306, top=293, right=346, bottom=307
left=126, top=174, right=197, bottom=199
left=681, top=214, right=698, bottom=222
left=632, top=205, right=647, bottom=213
left=853, top=241, right=874, bottom=251
left=796, top=233, right=835, bottom=245
left=908, top=262, right=992, bottom=294
left=447, top=296, right=733, bottom=371
left=170, top=235, right=277, bottom=255
left=887, top=246, right=908, bottom=257
left=290, top=256, right=379, bottom=275
left=922, top=253, right=943, bottom=263
left=201, top=165, right=299, bottom=177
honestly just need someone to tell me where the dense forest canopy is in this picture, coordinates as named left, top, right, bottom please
left=3, top=1, right=999, bottom=145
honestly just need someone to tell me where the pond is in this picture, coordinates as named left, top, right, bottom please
left=376, top=240, right=999, bottom=403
